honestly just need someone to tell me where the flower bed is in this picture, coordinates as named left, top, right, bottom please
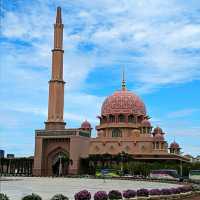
left=94, top=191, right=108, bottom=200
left=1, top=184, right=197, bottom=200
left=149, top=189, right=161, bottom=196
left=50, top=194, right=69, bottom=200
left=22, top=193, right=42, bottom=200
left=74, top=190, right=91, bottom=200
left=137, top=189, right=149, bottom=197
left=123, top=190, right=137, bottom=199
left=108, top=190, right=122, bottom=200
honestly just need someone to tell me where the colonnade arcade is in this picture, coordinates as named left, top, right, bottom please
left=99, top=114, right=146, bottom=124
left=0, top=158, right=33, bottom=176
left=153, top=141, right=166, bottom=151
left=99, top=114, right=152, bottom=135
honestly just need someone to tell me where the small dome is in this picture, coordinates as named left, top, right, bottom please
left=154, top=133, right=164, bottom=141
left=170, top=142, right=180, bottom=149
left=141, top=119, right=151, bottom=127
left=81, top=120, right=91, bottom=129
left=153, top=126, right=163, bottom=135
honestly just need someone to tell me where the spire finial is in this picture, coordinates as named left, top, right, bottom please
left=56, top=7, right=62, bottom=24
left=122, top=67, right=126, bottom=91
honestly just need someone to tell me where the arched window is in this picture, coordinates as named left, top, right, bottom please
left=112, top=128, right=122, bottom=137
left=95, top=146, right=99, bottom=151
left=118, top=114, right=125, bottom=122
left=137, top=116, right=143, bottom=123
left=109, top=115, right=115, bottom=123
left=156, top=142, right=159, bottom=149
left=147, top=127, right=151, bottom=134
left=125, top=146, right=130, bottom=152
left=128, top=115, right=135, bottom=123
left=102, top=116, right=107, bottom=124
left=153, top=142, right=156, bottom=149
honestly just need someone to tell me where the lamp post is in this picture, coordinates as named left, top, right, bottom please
left=58, top=154, right=62, bottom=176
left=180, top=159, right=183, bottom=177
left=120, top=151, right=125, bottom=176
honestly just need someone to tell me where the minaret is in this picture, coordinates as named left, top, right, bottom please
left=122, top=67, right=126, bottom=91
left=45, top=7, right=66, bottom=130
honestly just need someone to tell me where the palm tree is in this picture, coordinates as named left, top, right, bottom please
left=56, top=152, right=72, bottom=176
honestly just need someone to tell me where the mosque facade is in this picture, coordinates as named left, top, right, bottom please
left=33, top=7, right=189, bottom=176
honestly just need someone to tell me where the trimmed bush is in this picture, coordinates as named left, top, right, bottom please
left=108, top=190, right=122, bottom=200
left=74, top=190, right=91, bottom=200
left=22, top=193, right=42, bottom=200
left=0, top=193, right=9, bottom=200
left=123, top=190, right=136, bottom=199
left=50, top=194, right=69, bottom=200
left=149, top=189, right=161, bottom=196
left=137, top=189, right=149, bottom=197
left=192, top=184, right=200, bottom=191
left=179, top=185, right=192, bottom=193
left=94, top=191, right=108, bottom=200
left=170, top=188, right=180, bottom=194
left=160, top=188, right=172, bottom=196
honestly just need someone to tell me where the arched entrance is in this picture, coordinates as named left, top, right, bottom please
left=51, top=152, right=71, bottom=176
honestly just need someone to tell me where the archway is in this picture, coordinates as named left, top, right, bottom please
left=52, top=151, right=71, bottom=176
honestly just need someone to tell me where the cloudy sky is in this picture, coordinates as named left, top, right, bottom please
left=0, top=0, right=200, bottom=157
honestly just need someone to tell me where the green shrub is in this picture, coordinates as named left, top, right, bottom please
left=22, top=193, right=42, bottom=200
left=50, top=194, right=69, bottom=200
left=0, top=193, right=9, bottom=200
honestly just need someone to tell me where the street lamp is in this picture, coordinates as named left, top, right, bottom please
left=120, top=151, right=125, bottom=176
left=180, top=160, right=183, bottom=177
left=58, top=154, right=62, bottom=176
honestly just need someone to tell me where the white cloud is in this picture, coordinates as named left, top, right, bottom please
left=2, top=0, right=200, bottom=91
left=167, top=108, right=200, bottom=118
left=1, top=0, right=200, bottom=156
left=0, top=92, right=103, bottom=126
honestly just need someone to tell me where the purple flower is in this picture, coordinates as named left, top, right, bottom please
left=179, top=186, right=192, bottom=193
left=137, top=189, right=149, bottom=197
left=149, top=189, right=161, bottom=196
left=123, top=190, right=136, bottom=199
left=108, top=190, right=122, bottom=200
left=74, top=190, right=91, bottom=200
left=170, top=188, right=181, bottom=194
left=94, top=191, right=108, bottom=200
left=160, top=188, right=172, bottom=195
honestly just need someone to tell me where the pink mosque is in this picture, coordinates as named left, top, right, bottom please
left=33, top=7, right=189, bottom=176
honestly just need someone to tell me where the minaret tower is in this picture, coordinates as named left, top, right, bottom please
left=45, top=7, right=66, bottom=130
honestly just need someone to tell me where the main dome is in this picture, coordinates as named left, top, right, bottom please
left=101, top=90, right=146, bottom=116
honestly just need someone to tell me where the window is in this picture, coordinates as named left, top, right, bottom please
left=128, top=115, right=135, bottom=123
left=125, top=146, right=130, bottom=152
left=156, top=142, right=159, bottom=149
left=109, top=115, right=115, bottom=123
left=101, top=116, right=107, bottom=124
left=95, top=146, right=99, bottom=151
left=118, top=114, right=125, bottom=122
left=112, top=128, right=122, bottom=137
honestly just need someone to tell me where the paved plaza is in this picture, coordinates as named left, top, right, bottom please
left=1, top=177, right=180, bottom=200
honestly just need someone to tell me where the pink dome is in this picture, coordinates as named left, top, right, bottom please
left=170, top=142, right=180, bottom=149
left=153, top=126, right=163, bottom=135
left=141, top=119, right=151, bottom=127
left=154, top=133, right=164, bottom=141
left=101, top=90, right=146, bottom=116
left=81, top=120, right=91, bottom=129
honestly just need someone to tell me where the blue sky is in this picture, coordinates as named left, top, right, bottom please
left=0, top=0, right=200, bottom=157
